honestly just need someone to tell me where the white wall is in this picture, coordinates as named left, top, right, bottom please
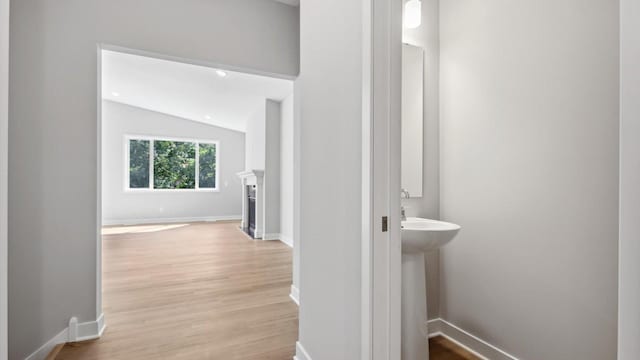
left=264, top=99, right=281, bottom=237
left=297, top=0, right=363, bottom=358
left=439, top=1, right=619, bottom=359
left=280, top=94, right=294, bottom=247
left=244, top=99, right=284, bottom=237
left=401, top=0, right=440, bottom=320
left=101, top=101, right=244, bottom=225
left=0, top=0, right=8, bottom=358
left=292, top=83, right=302, bottom=304
left=8, top=1, right=298, bottom=358
left=245, top=107, right=266, bottom=170
left=619, top=0, right=640, bottom=358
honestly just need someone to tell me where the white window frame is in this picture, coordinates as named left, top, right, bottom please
left=124, top=134, right=220, bottom=192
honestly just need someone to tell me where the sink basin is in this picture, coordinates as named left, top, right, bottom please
left=401, top=217, right=460, bottom=360
left=401, top=217, right=461, bottom=253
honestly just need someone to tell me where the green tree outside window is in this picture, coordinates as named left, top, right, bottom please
left=199, top=143, right=217, bottom=188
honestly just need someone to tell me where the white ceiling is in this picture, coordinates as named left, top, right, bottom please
left=273, top=0, right=300, bottom=6
left=101, top=50, right=293, bottom=132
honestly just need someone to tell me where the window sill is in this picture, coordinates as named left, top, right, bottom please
left=124, top=188, right=220, bottom=193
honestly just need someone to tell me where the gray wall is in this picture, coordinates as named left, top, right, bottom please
left=245, top=106, right=266, bottom=170
left=280, top=94, right=295, bottom=246
left=401, top=0, right=440, bottom=320
left=8, top=1, right=298, bottom=358
left=264, top=99, right=281, bottom=236
left=244, top=99, right=284, bottom=237
left=439, top=1, right=619, bottom=359
left=298, top=0, right=363, bottom=358
left=101, top=101, right=244, bottom=225
left=0, top=0, right=7, bottom=358
left=619, top=0, right=640, bottom=358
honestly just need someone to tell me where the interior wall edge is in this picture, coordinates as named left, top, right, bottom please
left=618, top=0, right=640, bottom=358
left=0, top=0, right=8, bottom=358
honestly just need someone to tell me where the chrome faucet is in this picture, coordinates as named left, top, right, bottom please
left=401, top=189, right=409, bottom=221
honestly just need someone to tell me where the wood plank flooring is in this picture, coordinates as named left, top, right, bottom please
left=429, top=336, right=480, bottom=360
left=56, top=221, right=479, bottom=360
left=57, top=222, right=298, bottom=360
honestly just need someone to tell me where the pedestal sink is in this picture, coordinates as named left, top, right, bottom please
left=401, top=217, right=461, bottom=360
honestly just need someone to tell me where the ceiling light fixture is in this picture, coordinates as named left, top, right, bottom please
left=215, top=70, right=227, bottom=78
left=111, top=91, right=120, bottom=97
left=404, top=0, right=421, bottom=29
left=204, top=115, right=212, bottom=120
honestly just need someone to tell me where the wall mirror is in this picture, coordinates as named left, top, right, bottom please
left=401, top=43, right=424, bottom=198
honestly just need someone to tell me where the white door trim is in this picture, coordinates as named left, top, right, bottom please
left=95, top=45, right=301, bottom=344
left=362, top=0, right=402, bottom=358
left=0, top=0, right=9, bottom=358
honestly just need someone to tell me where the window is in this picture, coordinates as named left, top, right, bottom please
left=129, top=139, right=150, bottom=188
left=126, top=136, right=218, bottom=191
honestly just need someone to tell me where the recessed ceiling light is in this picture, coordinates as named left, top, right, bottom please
left=111, top=91, right=120, bottom=97
left=215, top=70, right=227, bottom=78
left=204, top=115, right=212, bottom=120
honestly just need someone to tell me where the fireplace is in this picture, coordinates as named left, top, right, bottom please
left=247, top=185, right=256, bottom=237
left=237, top=170, right=264, bottom=238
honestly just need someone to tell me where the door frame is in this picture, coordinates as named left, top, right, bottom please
left=0, top=0, right=9, bottom=359
left=94, top=43, right=297, bottom=339
left=362, top=0, right=402, bottom=358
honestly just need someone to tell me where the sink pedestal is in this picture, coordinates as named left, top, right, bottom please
left=401, top=217, right=460, bottom=360
left=402, top=253, right=429, bottom=360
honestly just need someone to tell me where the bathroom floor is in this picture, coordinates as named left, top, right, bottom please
left=429, top=336, right=480, bottom=360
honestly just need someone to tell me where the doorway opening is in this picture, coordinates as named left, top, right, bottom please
left=59, top=47, right=299, bottom=359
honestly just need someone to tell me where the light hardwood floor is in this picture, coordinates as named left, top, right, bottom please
left=57, top=222, right=298, bottom=360
left=429, top=336, right=480, bottom=360
left=56, top=221, right=478, bottom=360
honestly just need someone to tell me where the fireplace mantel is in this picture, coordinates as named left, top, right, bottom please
left=237, top=170, right=265, bottom=183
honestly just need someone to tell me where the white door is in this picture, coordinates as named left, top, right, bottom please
left=363, top=0, right=402, bottom=358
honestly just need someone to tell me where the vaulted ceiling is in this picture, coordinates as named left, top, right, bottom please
left=101, top=50, right=293, bottom=132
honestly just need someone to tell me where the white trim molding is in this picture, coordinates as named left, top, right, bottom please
left=262, top=233, right=281, bottom=241
left=102, top=215, right=241, bottom=226
left=294, top=341, right=312, bottom=360
left=26, top=314, right=106, bottom=360
left=289, top=284, right=299, bottom=306
left=250, top=233, right=294, bottom=247
left=279, top=234, right=294, bottom=247
left=25, top=328, right=69, bottom=360
left=427, top=318, right=518, bottom=360
left=70, top=313, right=106, bottom=342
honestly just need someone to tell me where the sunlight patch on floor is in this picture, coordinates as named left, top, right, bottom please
left=102, top=223, right=190, bottom=235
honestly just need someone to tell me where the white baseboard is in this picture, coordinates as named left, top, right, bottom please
left=279, top=234, right=294, bottom=248
left=102, top=215, right=241, bottom=226
left=262, top=233, right=294, bottom=249
left=294, top=341, right=312, bottom=360
left=262, top=233, right=281, bottom=241
left=289, top=284, right=300, bottom=306
left=73, top=313, right=106, bottom=342
left=25, top=328, right=68, bottom=360
left=427, top=318, right=518, bottom=360
left=26, top=314, right=106, bottom=360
